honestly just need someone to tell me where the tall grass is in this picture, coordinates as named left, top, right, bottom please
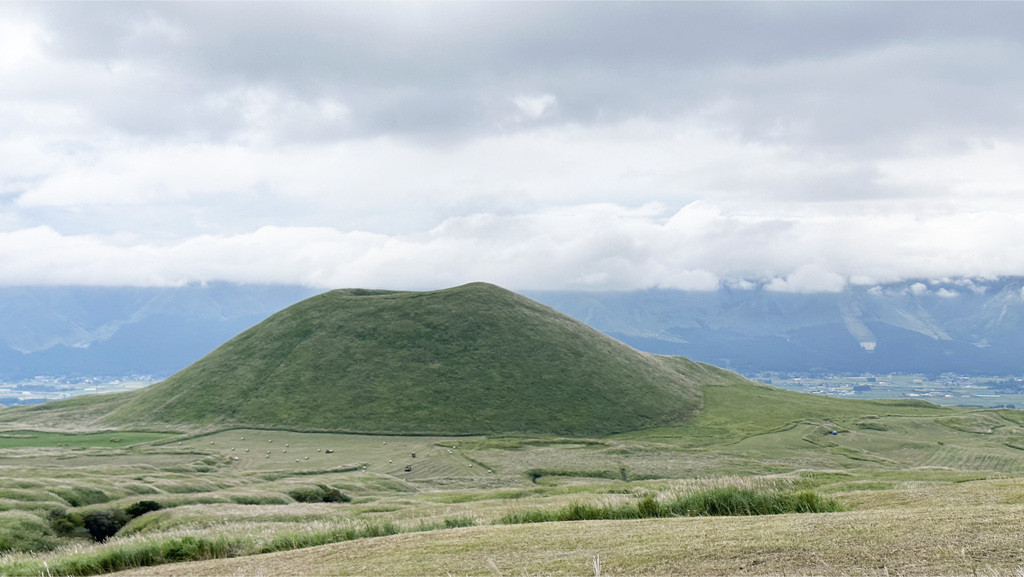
left=667, top=487, right=840, bottom=516
left=257, top=521, right=400, bottom=554
left=497, top=487, right=840, bottom=525
left=0, top=535, right=237, bottom=576
left=0, top=511, right=59, bottom=554
left=0, top=517, right=475, bottom=576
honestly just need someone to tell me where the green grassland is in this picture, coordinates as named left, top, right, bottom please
left=0, top=431, right=172, bottom=450
left=111, top=485, right=1024, bottom=577
left=3, top=378, right=1024, bottom=575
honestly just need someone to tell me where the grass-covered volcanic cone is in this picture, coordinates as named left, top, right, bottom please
left=104, top=283, right=705, bottom=435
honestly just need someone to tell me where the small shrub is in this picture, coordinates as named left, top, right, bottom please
left=83, top=509, right=130, bottom=542
left=47, top=508, right=79, bottom=536
left=637, top=494, right=666, bottom=518
left=557, top=502, right=607, bottom=522
left=788, top=490, right=841, bottom=513
left=288, top=487, right=322, bottom=503
left=444, top=516, right=475, bottom=529
left=320, top=485, right=352, bottom=503
left=125, top=500, right=162, bottom=518
left=499, top=509, right=556, bottom=524
left=359, top=521, right=399, bottom=538
left=288, top=484, right=351, bottom=504
left=119, top=509, right=170, bottom=536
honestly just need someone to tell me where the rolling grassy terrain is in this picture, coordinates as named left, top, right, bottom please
left=112, top=483, right=1024, bottom=577
left=3, top=283, right=1024, bottom=575
left=4, top=377, right=1024, bottom=575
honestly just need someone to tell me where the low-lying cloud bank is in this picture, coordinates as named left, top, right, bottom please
left=3, top=201, right=1022, bottom=292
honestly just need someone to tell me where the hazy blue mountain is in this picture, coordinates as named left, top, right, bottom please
left=527, top=278, right=1024, bottom=376
left=2, top=278, right=1023, bottom=383
left=0, top=284, right=318, bottom=380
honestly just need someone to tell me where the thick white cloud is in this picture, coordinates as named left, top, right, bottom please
left=4, top=204, right=1024, bottom=291
left=3, top=3, right=1024, bottom=291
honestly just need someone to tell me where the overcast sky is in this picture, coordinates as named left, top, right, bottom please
left=2, top=2, right=1024, bottom=292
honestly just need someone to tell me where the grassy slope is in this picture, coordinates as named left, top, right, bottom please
left=97, top=379, right=1024, bottom=577
left=100, top=283, right=703, bottom=436
left=636, top=358, right=951, bottom=444
left=112, top=479, right=1024, bottom=577
left=6, top=379, right=1024, bottom=575
left=619, top=365, right=1024, bottom=474
left=0, top=393, right=136, bottom=432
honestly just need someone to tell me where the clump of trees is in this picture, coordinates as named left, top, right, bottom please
left=49, top=500, right=163, bottom=542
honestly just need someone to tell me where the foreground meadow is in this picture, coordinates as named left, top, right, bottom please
left=4, top=379, right=1024, bottom=575
left=113, top=482, right=1024, bottom=577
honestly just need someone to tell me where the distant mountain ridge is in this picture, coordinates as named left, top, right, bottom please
left=526, top=277, right=1024, bottom=376
left=2, top=278, right=1024, bottom=381
left=0, top=284, right=318, bottom=379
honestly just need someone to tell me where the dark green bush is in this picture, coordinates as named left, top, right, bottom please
left=125, top=500, right=162, bottom=518
left=637, top=494, right=667, bottom=518
left=288, top=484, right=351, bottom=504
left=47, top=508, right=79, bottom=536
left=287, top=487, right=320, bottom=503
left=320, top=485, right=352, bottom=503
left=557, top=502, right=610, bottom=521
left=443, top=516, right=475, bottom=528
left=83, top=509, right=130, bottom=542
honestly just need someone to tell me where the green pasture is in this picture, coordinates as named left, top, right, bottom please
left=3, top=380, right=1024, bottom=575
left=0, top=431, right=172, bottom=450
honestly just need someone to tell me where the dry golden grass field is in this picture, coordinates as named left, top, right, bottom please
left=112, top=479, right=1024, bottom=576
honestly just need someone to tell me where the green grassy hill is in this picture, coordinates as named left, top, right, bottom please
left=100, top=283, right=709, bottom=435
